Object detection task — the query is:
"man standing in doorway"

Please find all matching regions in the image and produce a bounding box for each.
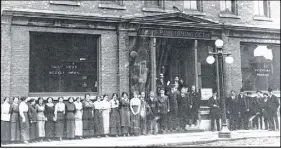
[189,85,201,127]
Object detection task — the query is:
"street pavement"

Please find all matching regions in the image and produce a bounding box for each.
[2,130,280,147]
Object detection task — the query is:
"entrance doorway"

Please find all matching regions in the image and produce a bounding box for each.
[156,38,196,88]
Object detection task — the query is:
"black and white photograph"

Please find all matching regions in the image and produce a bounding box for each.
[1,0,280,147]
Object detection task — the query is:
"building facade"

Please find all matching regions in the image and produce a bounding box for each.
[1,0,280,102]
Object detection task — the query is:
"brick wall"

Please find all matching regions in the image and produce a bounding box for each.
[1,1,280,27]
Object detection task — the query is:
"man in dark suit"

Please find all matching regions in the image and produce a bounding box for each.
[156,73,168,95]
[226,90,240,131]
[189,85,201,127]
[253,90,264,129]
[237,88,245,130]
[167,85,180,131]
[267,88,280,131]
[260,93,269,130]
[208,91,221,131]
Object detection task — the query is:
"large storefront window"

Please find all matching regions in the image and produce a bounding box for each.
[241,43,280,91]
[29,32,99,93]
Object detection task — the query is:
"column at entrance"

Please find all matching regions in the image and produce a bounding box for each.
[151,37,157,95]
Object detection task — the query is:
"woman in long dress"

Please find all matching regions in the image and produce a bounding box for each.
[74,97,83,139]
[28,99,37,142]
[54,97,65,141]
[44,97,55,141]
[120,92,131,136]
[65,97,76,139]
[36,97,46,141]
[93,96,104,137]
[130,91,141,136]
[82,94,94,137]
[10,97,20,143]
[102,94,111,137]
[110,93,121,137]
[19,96,30,144]
[1,97,11,144]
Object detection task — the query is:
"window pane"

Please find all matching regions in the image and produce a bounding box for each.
[144,0,161,8]
[241,43,280,91]
[29,32,99,92]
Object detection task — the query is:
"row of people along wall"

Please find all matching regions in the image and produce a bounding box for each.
[1,85,280,145]
[0,85,201,145]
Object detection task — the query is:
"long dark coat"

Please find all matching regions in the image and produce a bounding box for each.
[208,96,221,119]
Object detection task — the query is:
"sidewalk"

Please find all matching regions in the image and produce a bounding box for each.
[2,130,280,147]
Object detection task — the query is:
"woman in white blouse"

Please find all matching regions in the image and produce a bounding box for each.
[74,97,83,139]
[130,91,141,136]
[54,97,65,141]
[19,96,30,144]
[1,97,11,144]
[102,94,111,137]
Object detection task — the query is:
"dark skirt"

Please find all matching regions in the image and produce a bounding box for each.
[130,106,140,135]
[10,113,20,141]
[66,112,75,139]
[110,108,121,135]
[29,122,37,140]
[45,120,55,138]
[83,108,95,137]
[178,107,188,128]
[55,112,65,138]
[20,112,30,141]
[120,107,130,127]
[1,121,10,142]
[94,109,104,136]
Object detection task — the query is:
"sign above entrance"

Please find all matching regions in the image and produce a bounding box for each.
[138,28,212,39]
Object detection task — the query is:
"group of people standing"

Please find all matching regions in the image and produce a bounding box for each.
[1,83,201,145]
[226,88,280,131]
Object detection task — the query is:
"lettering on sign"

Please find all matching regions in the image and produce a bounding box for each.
[138,28,212,39]
[49,63,80,75]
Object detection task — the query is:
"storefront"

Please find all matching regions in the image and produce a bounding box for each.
[1,10,280,100]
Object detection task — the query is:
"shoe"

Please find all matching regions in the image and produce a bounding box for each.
[59,137,63,141]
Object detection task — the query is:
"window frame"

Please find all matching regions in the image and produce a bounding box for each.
[184,0,203,12]
[254,0,271,18]
[28,32,101,96]
[220,0,238,15]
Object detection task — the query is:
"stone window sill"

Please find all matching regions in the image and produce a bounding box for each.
[219,13,241,19]
[183,10,206,16]
[253,16,273,22]
[142,7,166,13]
[49,1,80,6]
[98,3,126,10]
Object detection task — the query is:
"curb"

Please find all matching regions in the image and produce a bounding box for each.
[157,135,280,147]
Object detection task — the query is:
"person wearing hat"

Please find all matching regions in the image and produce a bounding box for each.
[226,90,240,131]
[252,90,263,130]
[241,92,252,130]
[157,88,170,133]
[208,91,221,132]
[260,93,270,130]
[237,88,245,130]
[267,88,280,131]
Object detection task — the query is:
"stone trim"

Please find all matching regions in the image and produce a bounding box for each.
[142,7,167,13]
[183,11,206,16]
[219,13,241,19]
[49,0,80,6]
[253,16,273,22]
[98,3,126,10]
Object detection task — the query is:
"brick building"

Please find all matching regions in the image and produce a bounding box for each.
[1,0,280,102]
